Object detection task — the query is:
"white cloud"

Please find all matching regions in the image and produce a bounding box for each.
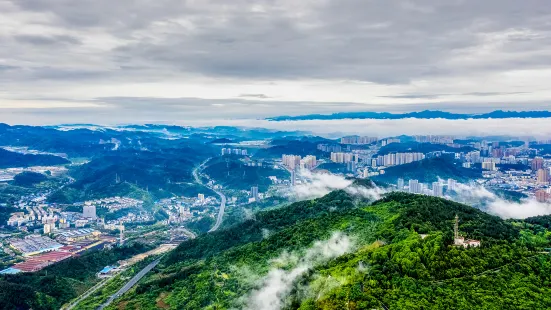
[452,183,551,219]
[288,170,353,200]
[2,1,551,122]
[245,232,353,310]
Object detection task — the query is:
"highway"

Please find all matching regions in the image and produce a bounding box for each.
[97,257,162,310]
[192,159,227,232]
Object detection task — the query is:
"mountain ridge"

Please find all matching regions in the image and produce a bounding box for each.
[103,187,551,310]
[268,109,551,121]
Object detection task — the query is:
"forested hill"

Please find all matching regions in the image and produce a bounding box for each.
[108,189,551,309]
[0,148,69,168]
[374,157,481,183]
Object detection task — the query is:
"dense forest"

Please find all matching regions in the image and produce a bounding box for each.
[11,171,48,187]
[103,187,551,309]
[48,149,215,204]
[203,156,288,191]
[374,157,481,183]
[0,148,69,169]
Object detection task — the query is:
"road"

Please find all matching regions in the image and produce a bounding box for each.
[192,159,227,232]
[97,257,162,310]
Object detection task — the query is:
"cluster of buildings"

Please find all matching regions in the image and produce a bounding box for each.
[1,230,115,274]
[371,152,426,167]
[397,178,458,198]
[221,148,248,156]
[414,135,455,144]
[83,197,144,213]
[340,136,378,145]
[330,152,359,164]
[282,155,317,171]
[381,138,401,146]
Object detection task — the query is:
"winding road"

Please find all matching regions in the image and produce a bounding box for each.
[192,159,227,232]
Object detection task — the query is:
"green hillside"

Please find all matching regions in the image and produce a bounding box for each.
[0,148,69,168]
[254,140,327,158]
[48,150,211,204]
[11,171,48,187]
[104,189,551,310]
[203,157,288,191]
[374,157,481,183]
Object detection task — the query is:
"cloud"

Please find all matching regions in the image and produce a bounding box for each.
[486,199,551,219]
[245,232,353,310]
[238,94,272,99]
[2,1,551,122]
[14,34,81,46]
[284,169,386,201]
[288,170,353,200]
[452,183,551,219]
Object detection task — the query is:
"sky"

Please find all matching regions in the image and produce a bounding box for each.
[1,0,551,125]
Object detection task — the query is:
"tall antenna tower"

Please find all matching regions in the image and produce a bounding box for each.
[454,214,459,240]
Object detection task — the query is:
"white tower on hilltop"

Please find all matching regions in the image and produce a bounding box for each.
[454,214,459,240]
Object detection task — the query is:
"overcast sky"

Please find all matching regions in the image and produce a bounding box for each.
[1,0,551,124]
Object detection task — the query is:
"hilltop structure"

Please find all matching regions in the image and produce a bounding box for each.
[453,214,481,248]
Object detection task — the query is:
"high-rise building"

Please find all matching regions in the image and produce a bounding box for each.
[397,178,404,190]
[409,179,421,194]
[432,182,443,197]
[301,155,317,170]
[447,179,457,192]
[532,157,544,171]
[251,186,259,201]
[536,190,550,203]
[282,154,302,170]
[198,193,205,202]
[537,168,550,184]
[83,203,97,220]
[346,161,357,172]
[482,162,496,171]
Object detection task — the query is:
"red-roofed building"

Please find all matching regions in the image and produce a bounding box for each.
[12,251,73,272]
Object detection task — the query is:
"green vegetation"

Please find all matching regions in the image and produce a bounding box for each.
[0,205,18,227]
[203,157,287,191]
[0,148,69,168]
[315,162,347,174]
[187,217,216,234]
[105,188,551,310]
[72,256,158,310]
[0,243,153,310]
[49,150,213,204]
[254,140,327,158]
[11,171,48,187]
[374,157,481,183]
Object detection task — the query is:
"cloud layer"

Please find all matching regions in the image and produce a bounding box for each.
[1,1,551,122]
[287,170,386,200]
[453,183,551,219]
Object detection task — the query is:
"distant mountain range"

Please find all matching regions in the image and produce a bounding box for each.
[267,110,551,121]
